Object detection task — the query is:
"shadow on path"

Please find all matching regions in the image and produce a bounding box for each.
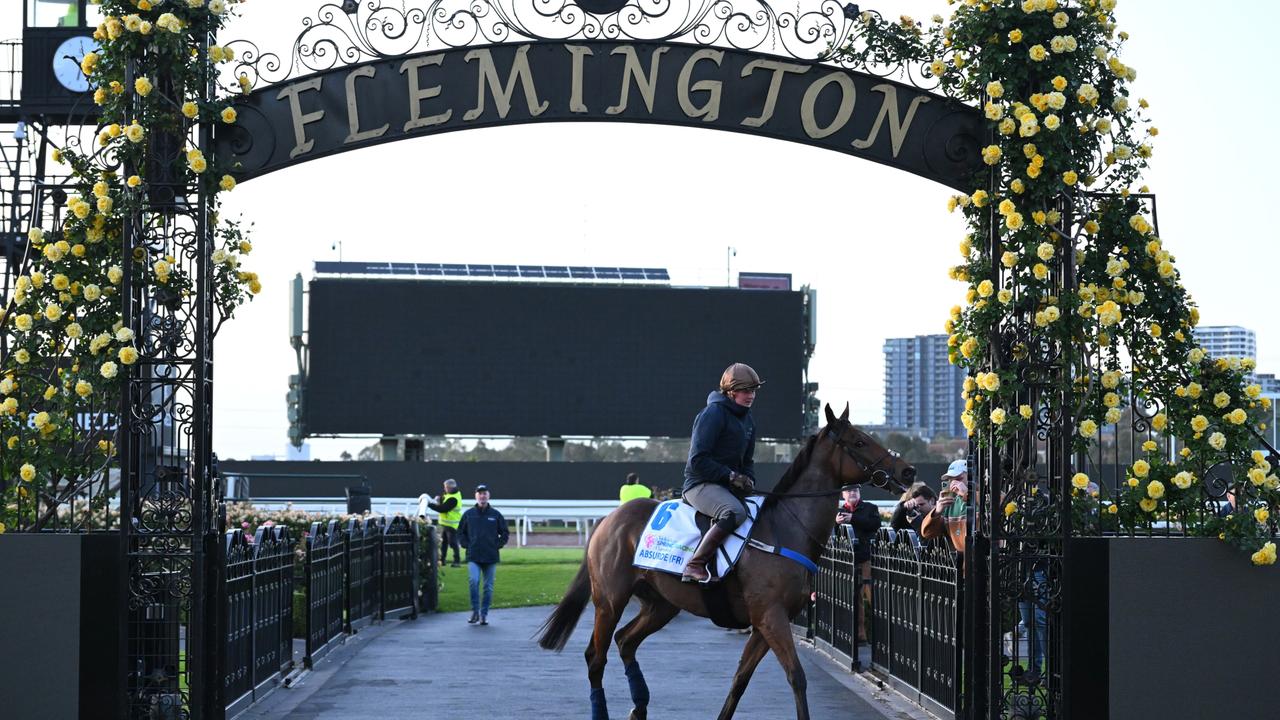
[242,604,897,720]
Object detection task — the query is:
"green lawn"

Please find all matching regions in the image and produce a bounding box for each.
[436,547,585,613]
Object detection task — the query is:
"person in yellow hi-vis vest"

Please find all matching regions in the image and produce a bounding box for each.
[425,479,464,567]
[618,472,652,505]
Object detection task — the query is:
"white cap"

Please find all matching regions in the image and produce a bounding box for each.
[945,459,968,477]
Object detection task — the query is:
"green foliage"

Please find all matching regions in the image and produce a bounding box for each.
[0,0,253,532]
[843,1,1276,563]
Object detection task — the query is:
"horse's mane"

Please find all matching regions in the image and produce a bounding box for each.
[761,429,822,511]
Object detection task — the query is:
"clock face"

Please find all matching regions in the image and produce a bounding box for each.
[52,36,98,93]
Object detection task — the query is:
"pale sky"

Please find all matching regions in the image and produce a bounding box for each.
[8,1,1278,460]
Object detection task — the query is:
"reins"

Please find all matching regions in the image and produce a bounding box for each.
[745,421,900,557]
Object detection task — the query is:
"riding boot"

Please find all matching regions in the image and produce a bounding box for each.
[681,522,734,583]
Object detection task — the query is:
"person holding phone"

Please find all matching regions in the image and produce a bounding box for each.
[921,459,969,554]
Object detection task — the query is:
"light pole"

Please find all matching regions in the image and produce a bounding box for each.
[726,246,736,286]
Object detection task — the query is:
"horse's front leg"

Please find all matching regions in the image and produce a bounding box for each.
[752,610,810,720]
[716,628,771,720]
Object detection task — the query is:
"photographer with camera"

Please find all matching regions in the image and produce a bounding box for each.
[891,482,938,535]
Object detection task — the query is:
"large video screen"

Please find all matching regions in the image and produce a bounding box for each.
[305,279,805,438]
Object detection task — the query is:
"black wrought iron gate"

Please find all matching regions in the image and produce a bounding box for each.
[119,33,223,718]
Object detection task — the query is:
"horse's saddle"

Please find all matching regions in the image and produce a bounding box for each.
[632,497,763,580]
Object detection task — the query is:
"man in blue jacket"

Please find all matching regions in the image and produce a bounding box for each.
[680,362,762,583]
[457,484,509,625]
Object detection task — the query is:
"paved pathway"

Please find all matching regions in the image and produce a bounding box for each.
[241,604,925,720]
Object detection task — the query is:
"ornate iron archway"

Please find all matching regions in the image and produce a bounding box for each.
[93,1,1160,718]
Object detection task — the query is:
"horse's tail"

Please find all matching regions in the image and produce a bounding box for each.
[536,556,593,652]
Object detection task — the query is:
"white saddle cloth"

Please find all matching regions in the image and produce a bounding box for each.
[633,497,764,577]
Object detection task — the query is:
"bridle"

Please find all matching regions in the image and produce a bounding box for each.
[752,420,910,554]
[828,419,903,490]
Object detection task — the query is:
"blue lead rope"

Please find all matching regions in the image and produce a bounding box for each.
[747,538,820,574]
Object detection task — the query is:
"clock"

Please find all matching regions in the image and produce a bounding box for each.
[51,35,98,93]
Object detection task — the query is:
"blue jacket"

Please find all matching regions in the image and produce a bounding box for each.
[457,504,509,565]
[682,390,756,493]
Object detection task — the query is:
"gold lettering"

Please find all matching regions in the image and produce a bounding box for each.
[276,77,325,159]
[344,66,389,144]
[851,83,931,157]
[677,49,724,122]
[800,72,855,139]
[606,45,668,115]
[463,45,549,121]
[400,54,452,132]
[564,44,594,114]
[739,59,809,128]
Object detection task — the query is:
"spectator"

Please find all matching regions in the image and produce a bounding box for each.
[921,459,969,554]
[618,472,652,505]
[457,484,509,626]
[836,483,879,642]
[421,478,463,567]
[891,482,937,535]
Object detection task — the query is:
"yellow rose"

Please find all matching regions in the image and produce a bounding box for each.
[1189,415,1209,433]
[1225,408,1247,425]
[1139,498,1157,513]
[1019,405,1033,420]
[1009,29,1023,43]
[20,463,36,482]
[1255,508,1270,525]
[1107,504,1118,515]
[134,77,153,97]
[982,145,1003,165]
[1132,460,1150,478]
[961,337,979,359]
[75,380,93,397]
[1028,45,1047,62]
[1172,471,1194,490]
[220,175,237,191]
[1062,170,1077,185]
[1187,383,1202,399]
[997,289,1013,305]
[1004,501,1018,518]
[118,347,139,365]
[977,280,994,298]
[1079,419,1098,437]
[1208,432,1226,451]
[221,107,238,124]
[1071,473,1089,490]
[1032,263,1048,280]
[990,408,1007,425]
[100,361,118,379]
[1213,392,1231,409]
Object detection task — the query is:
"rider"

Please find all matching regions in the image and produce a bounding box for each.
[680,362,762,583]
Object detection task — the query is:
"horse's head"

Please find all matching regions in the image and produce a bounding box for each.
[821,403,916,494]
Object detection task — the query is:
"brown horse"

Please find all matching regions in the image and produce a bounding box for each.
[536,405,915,720]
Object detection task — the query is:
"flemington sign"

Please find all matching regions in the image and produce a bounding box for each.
[217,41,982,189]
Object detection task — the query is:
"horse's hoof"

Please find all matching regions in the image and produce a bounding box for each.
[628,709,647,720]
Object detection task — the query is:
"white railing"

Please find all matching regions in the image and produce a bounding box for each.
[244,497,901,546]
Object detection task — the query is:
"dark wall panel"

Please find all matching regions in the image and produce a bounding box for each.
[305,279,805,438]
[222,460,908,503]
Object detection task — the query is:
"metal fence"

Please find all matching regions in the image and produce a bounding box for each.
[869,528,960,718]
[304,520,348,668]
[381,516,419,619]
[810,526,860,668]
[345,518,383,632]
[223,526,296,717]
